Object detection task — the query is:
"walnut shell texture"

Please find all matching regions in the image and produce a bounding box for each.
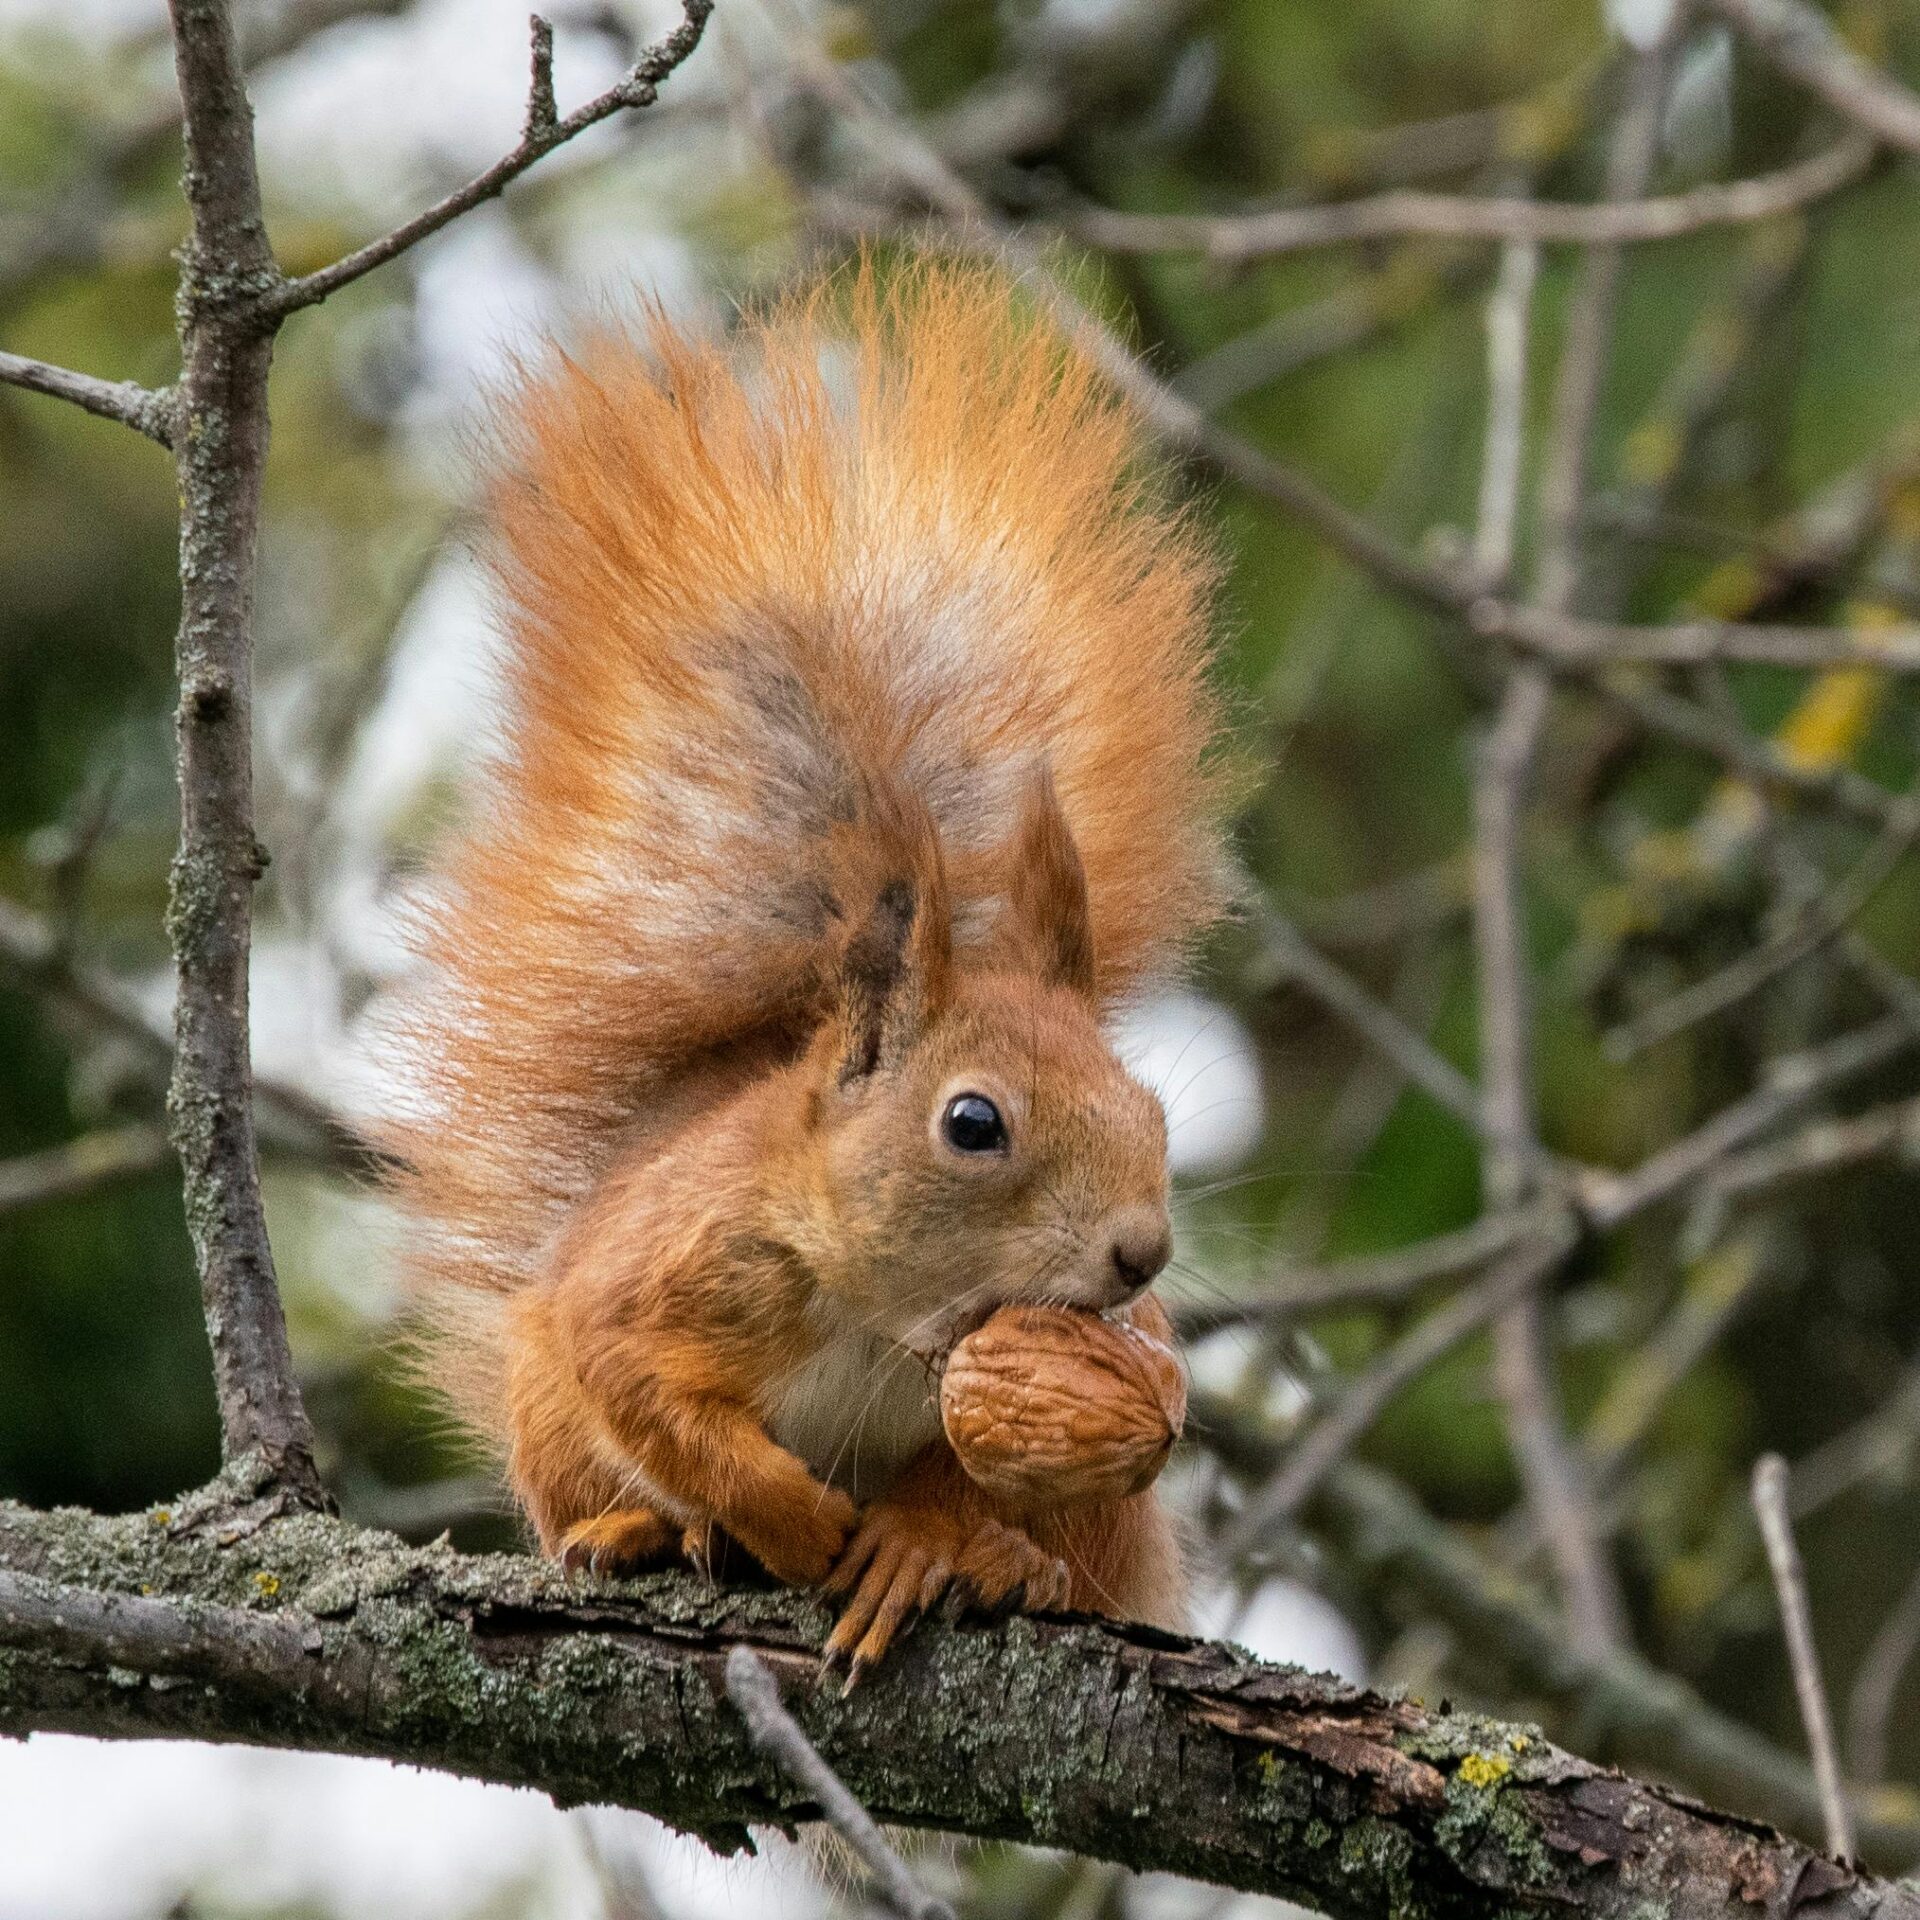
[939,1305,1186,1511]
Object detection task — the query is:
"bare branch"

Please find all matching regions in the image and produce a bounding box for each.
[1221,1229,1577,1556]
[1062,134,1873,262]
[1583,670,1919,835]
[1175,1202,1561,1335]
[0,893,372,1175]
[0,351,175,445]
[1173,247,1487,414]
[1789,1356,1920,1526]
[1846,1560,1920,1785]
[1586,1015,1916,1227]
[263,2,712,319]
[1751,1454,1856,1862]
[0,1125,175,1218]
[1472,603,1920,672]
[1472,239,1540,589]
[1708,0,1920,155]
[165,0,322,1502]
[1195,1420,1920,1864]
[1249,909,1484,1135]
[1603,792,1920,1060]
[1708,1095,1920,1201]
[1467,29,1677,1664]
[525,14,558,141]
[725,1648,954,1920]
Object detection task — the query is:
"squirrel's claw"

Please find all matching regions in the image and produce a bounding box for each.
[825,1537,953,1690]
[823,1501,965,1684]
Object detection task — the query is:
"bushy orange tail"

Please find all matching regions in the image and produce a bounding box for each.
[379,256,1233,1449]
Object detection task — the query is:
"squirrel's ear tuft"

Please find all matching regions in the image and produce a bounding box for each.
[832,778,952,1082]
[996,763,1096,999]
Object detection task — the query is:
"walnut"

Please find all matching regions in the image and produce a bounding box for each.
[938,1305,1186,1511]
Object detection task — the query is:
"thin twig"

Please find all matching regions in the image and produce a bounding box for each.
[1587,1014,1916,1227]
[1063,133,1873,261]
[0,894,366,1172]
[1708,1095,1920,1201]
[1846,1560,1920,1785]
[1220,1227,1577,1558]
[0,351,174,445]
[263,2,713,318]
[1708,0,1920,155]
[1472,239,1540,589]
[1473,603,1920,671]
[1249,909,1485,1136]
[723,1647,955,1920]
[1582,1234,1772,1485]
[1173,247,1487,414]
[1471,24,1682,1664]
[1751,1453,1856,1862]
[1788,1359,1920,1523]
[1175,1204,1558,1334]
[0,1125,176,1217]
[1604,786,1920,1060]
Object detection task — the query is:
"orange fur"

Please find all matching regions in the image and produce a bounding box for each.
[381,255,1230,1667]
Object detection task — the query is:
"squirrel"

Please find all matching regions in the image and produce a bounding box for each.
[381,258,1232,1680]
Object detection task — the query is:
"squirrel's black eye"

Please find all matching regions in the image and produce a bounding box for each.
[941,1093,1008,1155]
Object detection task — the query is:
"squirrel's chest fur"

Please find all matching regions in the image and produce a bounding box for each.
[762,1331,942,1502]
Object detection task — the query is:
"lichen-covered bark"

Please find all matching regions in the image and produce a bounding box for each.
[2,1475,1911,1920]
[163,0,323,1502]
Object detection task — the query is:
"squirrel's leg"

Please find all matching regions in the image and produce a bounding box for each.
[1029,1491,1188,1632]
[577,1345,857,1588]
[506,1293,686,1572]
[823,1444,1069,1685]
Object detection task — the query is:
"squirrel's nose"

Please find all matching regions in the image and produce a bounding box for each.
[1107,1207,1172,1295]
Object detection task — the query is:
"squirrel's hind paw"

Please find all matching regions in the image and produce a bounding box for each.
[558,1507,683,1576]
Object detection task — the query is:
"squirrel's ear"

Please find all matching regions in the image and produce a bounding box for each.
[996,764,1096,999]
[832,779,952,1082]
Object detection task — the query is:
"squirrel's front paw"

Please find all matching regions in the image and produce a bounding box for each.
[952,1519,1070,1618]
[733,1484,857,1588]
[823,1503,963,1686]
[822,1509,1069,1688]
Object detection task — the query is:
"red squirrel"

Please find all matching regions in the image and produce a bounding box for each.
[381,258,1232,1680]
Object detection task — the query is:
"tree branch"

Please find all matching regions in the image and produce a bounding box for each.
[165,0,322,1503]
[1193,1414,1920,1868]
[0,1124,175,1217]
[1467,24,1678,1665]
[725,1647,955,1920]
[1708,0,1920,155]
[0,893,376,1177]
[1222,1230,1577,1556]
[261,2,712,318]
[0,351,175,445]
[1752,1455,1855,1863]
[1063,134,1874,262]
[0,1492,1909,1915]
